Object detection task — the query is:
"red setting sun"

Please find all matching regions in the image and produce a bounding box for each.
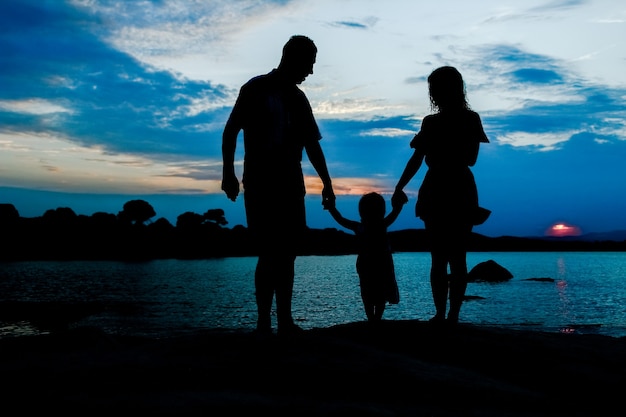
[545,222,582,237]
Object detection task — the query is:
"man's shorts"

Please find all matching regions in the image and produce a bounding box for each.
[244,189,306,255]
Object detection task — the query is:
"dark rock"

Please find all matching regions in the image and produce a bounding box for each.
[523,277,556,282]
[463,295,486,301]
[468,259,513,282]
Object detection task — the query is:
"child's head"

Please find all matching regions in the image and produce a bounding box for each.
[358,192,386,222]
[427,66,469,113]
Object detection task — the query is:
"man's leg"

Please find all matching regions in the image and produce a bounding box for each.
[274,193,305,335]
[276,254,302,334]
[254,255,275,333]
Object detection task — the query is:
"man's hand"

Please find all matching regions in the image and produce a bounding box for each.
[322,186,335,208]
[221,173,240,202]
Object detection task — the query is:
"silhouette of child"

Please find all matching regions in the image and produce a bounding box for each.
[324,192,406,323]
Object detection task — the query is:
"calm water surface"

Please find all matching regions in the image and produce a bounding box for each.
[1,252,625,338]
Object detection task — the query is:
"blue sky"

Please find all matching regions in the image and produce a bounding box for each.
[1,0,625,237]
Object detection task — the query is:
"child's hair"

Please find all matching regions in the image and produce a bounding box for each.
[427,66,470,113]
[358,192,386,221]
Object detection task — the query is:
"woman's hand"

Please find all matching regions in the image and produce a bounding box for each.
[392,189,408,208]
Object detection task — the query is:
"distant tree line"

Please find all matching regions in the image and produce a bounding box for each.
[0,199,359,261]
[1,200,624,261]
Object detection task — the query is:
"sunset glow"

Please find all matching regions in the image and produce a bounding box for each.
[545,223,582,237]
[1,1,625,237]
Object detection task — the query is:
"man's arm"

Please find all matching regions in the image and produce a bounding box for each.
[305,140,335,204]
[221,120,240,202]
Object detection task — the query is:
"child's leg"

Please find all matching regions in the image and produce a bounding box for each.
[364,302,375,321]
[360,277,376,321]
[361,294,373,321]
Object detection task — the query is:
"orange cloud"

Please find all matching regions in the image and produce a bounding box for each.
[305,176,393,196]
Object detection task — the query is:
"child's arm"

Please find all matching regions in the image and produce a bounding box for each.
[384,195,407,227]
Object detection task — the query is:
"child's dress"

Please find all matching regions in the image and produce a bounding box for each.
[354,222,400,305]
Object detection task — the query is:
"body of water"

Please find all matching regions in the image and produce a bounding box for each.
[1,252,626,338]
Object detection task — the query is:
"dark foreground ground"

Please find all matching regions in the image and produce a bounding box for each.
[1,320,625,416]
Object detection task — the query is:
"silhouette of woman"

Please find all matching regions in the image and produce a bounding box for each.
[392,66,489,324]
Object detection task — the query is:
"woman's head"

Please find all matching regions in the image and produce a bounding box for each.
[427,66,469,112]
[359,192,386,221]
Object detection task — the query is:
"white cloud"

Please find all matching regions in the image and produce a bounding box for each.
[496,131,576,149]
[71,0,626,120]
[0,99,73,115]
[0,131,221,194]
[360,128,415,138]
[313,97,407,119]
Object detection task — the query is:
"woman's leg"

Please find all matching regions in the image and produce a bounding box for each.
[447,255,468,323]
[426,222,449,322]
[430,250,449,321]
[447,227,472,323]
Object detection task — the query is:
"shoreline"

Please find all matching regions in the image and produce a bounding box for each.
[2,320,625,416]
[2,298,626,340]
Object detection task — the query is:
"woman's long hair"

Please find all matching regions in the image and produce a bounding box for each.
[428,66,470,113]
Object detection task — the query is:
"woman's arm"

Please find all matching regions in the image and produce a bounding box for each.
[467,112,488,166]
[395,150,423,190]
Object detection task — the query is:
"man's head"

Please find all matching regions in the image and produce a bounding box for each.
[278,35,317,84]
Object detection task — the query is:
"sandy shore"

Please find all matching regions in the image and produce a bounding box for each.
[2,320,625,416]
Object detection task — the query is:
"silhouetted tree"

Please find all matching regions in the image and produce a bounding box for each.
[204,208,228,226]
[173,210,230,258]
[90,212,118,229]
[0,203,22,260]
[36,207,82,259]
[42,207,77,225]
[176,211,204,229]
[118,200,156,225]
[0,203,19,223]
[150,217,175,231]
[146,217,176,259]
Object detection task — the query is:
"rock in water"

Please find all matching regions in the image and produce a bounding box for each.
[468,259,513,282]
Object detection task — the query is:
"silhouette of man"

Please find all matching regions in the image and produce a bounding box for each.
[222,35,335,336]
